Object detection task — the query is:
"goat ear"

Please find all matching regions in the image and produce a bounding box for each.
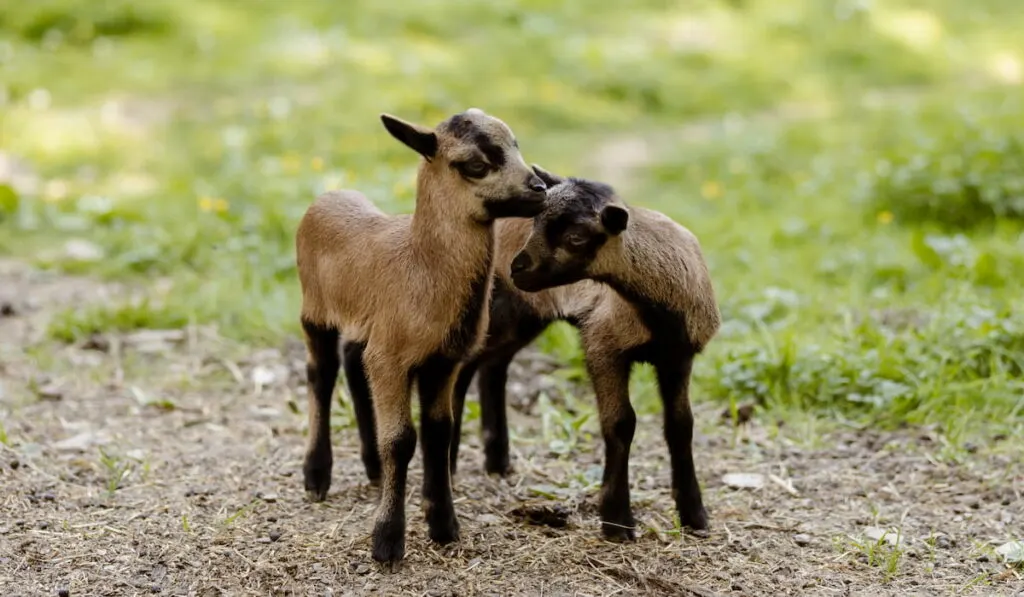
[531,164,565,187]
[600,205,629,235]
[380,114,438,159]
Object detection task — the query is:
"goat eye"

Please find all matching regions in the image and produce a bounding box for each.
[463,160,489,177]
[566,233,588,248]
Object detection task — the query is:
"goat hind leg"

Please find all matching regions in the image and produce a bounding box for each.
[655,352,708,531]
[343,341,381,484]
[301,319,340,502]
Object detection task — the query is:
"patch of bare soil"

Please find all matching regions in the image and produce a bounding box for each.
[1,261,1022,597]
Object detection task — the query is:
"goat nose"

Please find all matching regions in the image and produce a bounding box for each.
[528,176,547,193]
[511,253,532,275]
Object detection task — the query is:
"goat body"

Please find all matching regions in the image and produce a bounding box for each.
[452,172,721,539]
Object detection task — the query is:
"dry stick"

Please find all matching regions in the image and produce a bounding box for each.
[768,473,799,496]
[584,554,723,597]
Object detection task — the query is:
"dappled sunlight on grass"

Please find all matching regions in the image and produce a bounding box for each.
[1,0,1023,436]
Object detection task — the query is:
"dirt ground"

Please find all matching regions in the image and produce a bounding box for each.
[1,260,1022,597]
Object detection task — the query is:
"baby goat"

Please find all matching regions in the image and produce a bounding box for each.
[451,167,720,538]
[296,109,547,562]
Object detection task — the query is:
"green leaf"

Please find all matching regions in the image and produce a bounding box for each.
[973,252,1002,286]
[0,184,18,217]
[910,231,943,270]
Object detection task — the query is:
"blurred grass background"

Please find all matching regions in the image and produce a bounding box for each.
[1,0,1023,440]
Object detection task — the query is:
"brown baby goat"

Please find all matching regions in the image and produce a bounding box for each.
[295,109,547,562]
[451,167,721,538]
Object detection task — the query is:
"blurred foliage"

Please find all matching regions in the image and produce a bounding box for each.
[857,102,1024,229]
[708,299,1024,421]
[2,0,1024,436]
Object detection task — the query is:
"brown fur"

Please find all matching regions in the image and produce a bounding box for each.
[452,169,720,539]
[296,109,547,563]
[493,206,720,351]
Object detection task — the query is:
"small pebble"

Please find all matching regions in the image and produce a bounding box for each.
[355,564,370,575]
[81,334,110,352]
[0,302,15,317]
[793,533,812,546]
[935,535,953,549]
[150,586,161,594]
[269,530,282,542]
[9,460,19,470]
[256,491,279,503]
[36,384,63,402]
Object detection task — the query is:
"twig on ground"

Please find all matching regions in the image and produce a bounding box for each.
[584,554,724,597]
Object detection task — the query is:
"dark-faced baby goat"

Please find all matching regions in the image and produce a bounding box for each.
[450,167,720,538]
[296,109,548,562]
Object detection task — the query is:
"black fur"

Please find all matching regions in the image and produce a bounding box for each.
[301,319,340,502]
[443,114,507,168]
[451,277,553,475]
[450,360,479,476]
[371,424,418,563]
[442,232,494,358]
[597,279,700,355]
[473,132,506,167]
[653,351,707,530]
[589,282,708,530]
[381,115,437,159]
[415,353,460,544]
[343,341,381,484]
[444,113,478,140]
[589,353,637,540]
[474,171,710,535]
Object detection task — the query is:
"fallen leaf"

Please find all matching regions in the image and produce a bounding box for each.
[722,472,765,490]
[864,526,904,546]
[53,431,109,452]
[996,540,1024,563]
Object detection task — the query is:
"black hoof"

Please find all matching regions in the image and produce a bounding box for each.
[426,511,460,545]
[303,456,331,502]
[680,505,709,531]
[484,456,512,477]
[372,520,406,563]
[601,518,637,541]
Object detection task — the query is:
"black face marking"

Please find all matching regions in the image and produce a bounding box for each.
[442,113,508,170]
[481,195,546,220]
[510,177,621,292]
[444,114,478,140]
[473,132,506,167]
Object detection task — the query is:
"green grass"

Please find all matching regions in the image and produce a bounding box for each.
[2,0,1023,438]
